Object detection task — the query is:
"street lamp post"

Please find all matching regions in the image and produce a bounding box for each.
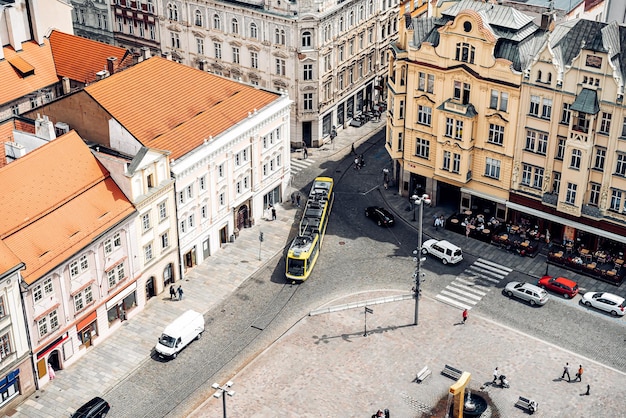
[411,194,431,326]
[212,380,235,418]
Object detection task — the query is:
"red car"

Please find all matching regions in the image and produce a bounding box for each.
[537,275,579,299]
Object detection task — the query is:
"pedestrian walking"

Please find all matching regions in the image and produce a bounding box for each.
[575,365,583,382]
[303,145,308,159]
[272,206,277,220]
[562,362,571,381]
[462,309,468,324]
[177,285,183,300]
[291,192,296,205]
[296,193,301,207]
[383,168,389,189]
[354,157,360,170]
[585,384,590,395]
[170,285,176,300]
[351,143,356,155]
[492,367,499,384]
[48,363,56,380]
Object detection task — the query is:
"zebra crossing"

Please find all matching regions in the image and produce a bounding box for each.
[290,157,316,174]
[435,258,512,310]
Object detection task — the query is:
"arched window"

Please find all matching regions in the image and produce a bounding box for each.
[167,3,178,21]
[275,28,286,45]
[537,70,542,82]
[194,10,202,27]
[349,10,354,26]
[250,22,258,39]
[302,31,312,48]
[369,0,374,14]
[213,14,221,30]
[547,73,552,83]
[231,18,239,34]
[324,25,330,42]
[359,5,364,21]
[339,17,345,32]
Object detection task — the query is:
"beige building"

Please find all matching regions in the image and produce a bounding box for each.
[387,0,544,219]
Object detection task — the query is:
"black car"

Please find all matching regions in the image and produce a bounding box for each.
[365,206,395,226]
[71,397,110,418]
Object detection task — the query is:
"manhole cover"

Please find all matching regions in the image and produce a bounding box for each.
[241,260,249,263]
[338,241,345,245]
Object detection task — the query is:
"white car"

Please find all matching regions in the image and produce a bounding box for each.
[421,239,463,265]
[504,281,549,306]
[581,292,626,316]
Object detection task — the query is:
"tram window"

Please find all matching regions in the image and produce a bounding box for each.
[288,258,305,274]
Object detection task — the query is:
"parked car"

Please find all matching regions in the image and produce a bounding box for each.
[537,275,579,299]
[421,239,463,264]
[71,396,110,418]
[581,292,626,316]
[504,281,549,306]
[365,206,395,227]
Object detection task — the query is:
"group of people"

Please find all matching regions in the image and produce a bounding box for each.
[169,284,184,301]
[290,192,302,208]
[353,154,365,170]
[434,215,446,230]
[561,362,584,382]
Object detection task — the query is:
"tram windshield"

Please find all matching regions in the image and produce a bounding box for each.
[287,258,305,275]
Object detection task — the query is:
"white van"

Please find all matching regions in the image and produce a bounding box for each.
[155,310,205,359]
[422,239,463,264]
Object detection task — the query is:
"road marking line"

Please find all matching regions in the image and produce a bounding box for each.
[476,258,513,272]
[455,277,491,291]
[468,265,508,279]
[448,282,486,298]
[435,294,473,310]
[440,290,478,305]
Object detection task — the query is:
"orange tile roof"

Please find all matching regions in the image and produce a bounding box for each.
[0,41,59,107]
[84,57,281,160]
[0,131,135,284]
[0,240,22,274]
[49,30,133,84]
[0,120,14,169]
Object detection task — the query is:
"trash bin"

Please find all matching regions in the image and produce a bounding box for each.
[229,234,235,243]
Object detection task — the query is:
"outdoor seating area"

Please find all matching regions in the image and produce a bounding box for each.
[548,246,625,286]
[445,211,504,244]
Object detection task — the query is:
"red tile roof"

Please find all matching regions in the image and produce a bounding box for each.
[84,57,281,160]
[49,30,134,84]
[0,131,135,284]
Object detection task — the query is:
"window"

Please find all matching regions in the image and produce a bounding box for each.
[33,278,54,302]
[144,243,153,262]
[485,158,501,179]
[443,151,451,171]
[537,132,548,155]
[339,17,345,32]
[594,148,606,170]
[453,81,470,104]
[525,131,536,151]
[521,164,532,186]
[489,90,508,112]
[304,93,313,110]
[621,117,626,137]
[0,332,11,360]
[398,100,405,119]
[275,59,286,76]
[488,124,504,145]
[616,154,626,176]
[541,98,552,119]
[552,172,561,194]
[213,14,221,30]
[250,22,258,38]
[180,220,186,234]
[161,232,169,249]
[232,47,240,64]
[416,138,430,159]
[446,118,454,137]
[214,43,222,59]
[201,205,208,219]
[455,42,475,63]
[156,202,167,222]
[397,132,403,151]
[454,120,463,139]
[338,44,344,61]
[113,232,121,248]
[566,183,577,204]
[570,149,582,169]
[599,112,612,134]
[250,51,258,69]
[529,95,540,116]
[194,10,202,26]
[452,154,461,173]
[188,214,195,228]
[74,285,93,312]
[417,105,431,125]
[199,176,206,191]
[303,64,313,80]
[231,18,239,34]
[589,183,600,205]
[38,310,59,337]
[70,255,89,278]
[142,212,151,231]
[170,32,180,49]
[561,103,572,125]
[302,31,312,47]
[533,167,544,189]
[167,3,178,20]
[556,138,565,160]
[219,192,225,206]
[610,189,623,211]
[275,28,286,45]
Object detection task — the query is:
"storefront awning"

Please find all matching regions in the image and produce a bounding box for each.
[460,188,507,205]
[506,202,626,244]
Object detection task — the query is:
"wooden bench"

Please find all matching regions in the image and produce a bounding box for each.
[515,396,538,414]
[441,364,463,381]
[415,366,431,383]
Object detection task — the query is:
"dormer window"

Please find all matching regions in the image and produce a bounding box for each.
[147,174,154,188]
[455,42,475,64]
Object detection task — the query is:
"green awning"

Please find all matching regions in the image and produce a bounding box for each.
[570,88,600,115]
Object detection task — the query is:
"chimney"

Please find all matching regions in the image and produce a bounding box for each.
[96,70,110,80]
[107,57,117,75]
[163,51,172,61]
[62,77,71,95]
[35,115,57,141]
[5,6,28,52]
[199,59,207,71]
[5,142,27,161]
[142,46,151,60]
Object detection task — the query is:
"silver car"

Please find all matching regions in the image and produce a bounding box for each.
[504,281,549,306]
[581,292,626,316]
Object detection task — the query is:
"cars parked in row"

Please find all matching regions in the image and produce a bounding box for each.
[421,239,463,264]
[364,206,395,227]
[537,275,579,299]
[504,281,549,306]
[581,292,626,316]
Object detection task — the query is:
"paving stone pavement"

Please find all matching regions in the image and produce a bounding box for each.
[12,115,626,417]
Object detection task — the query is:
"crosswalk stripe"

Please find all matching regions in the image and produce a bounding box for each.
[448,282,487,297]
[435,294,473,310]
[476,258,513,272]
[471,263,509,278]
[464,270,502,284]
[440,290,478,305]
[455,277,491,292]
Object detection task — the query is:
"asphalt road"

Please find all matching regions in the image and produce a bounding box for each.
[106,130,626,417]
